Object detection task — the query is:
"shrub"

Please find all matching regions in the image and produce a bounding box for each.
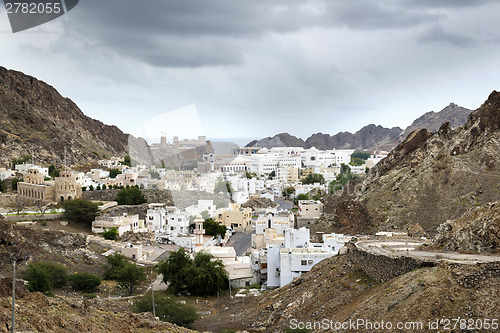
[116,187,147,205]
[68,273,102,292]
[102,227,118,240]
[133,293,198,328]
[62,198,99,226]
[109,168,122,179]
[23,261,68,294]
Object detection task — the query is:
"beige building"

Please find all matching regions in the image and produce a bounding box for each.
[213,203,252,232]
[18,169,82,203]
[92,214,145,236]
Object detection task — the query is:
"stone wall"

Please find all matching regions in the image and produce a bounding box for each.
[346,243,435,282]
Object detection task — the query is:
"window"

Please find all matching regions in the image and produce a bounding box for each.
[301,260,307,265]
[149,216,153,220]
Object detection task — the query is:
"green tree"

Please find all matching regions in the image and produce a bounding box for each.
[23,261,68,294]
[245,171,253,179]
[0,179,6,192]
[96,185,101,190]
[350,157,364,166]
[340,163,351,175]
[116,187,147,205]
[89,185,94,191]
[103,253,128,280]
[102,227,118,240]
[109,168,122,179]
[294,193,309,205]
[116,262,147,295]
[11,156,30,168]
[62,198,100,226]
[11,177,22,190]
[133,293,198,328]
[156,248,228,297]
[48,164,60,178]
[302,173,325,185]
[149,171,161,180]
[268,170,276,179]
[282,186,295,199]
[351,152,371,160]
[68,273,101,292]
[203,218,227,238]
[122,155,132,167]
[102,184,107,190]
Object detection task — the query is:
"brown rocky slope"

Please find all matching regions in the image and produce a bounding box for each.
[0,66,129,166]
[317,91,500,236]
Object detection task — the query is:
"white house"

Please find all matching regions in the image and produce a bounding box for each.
[146,203,167,233]
[92,214,145,236]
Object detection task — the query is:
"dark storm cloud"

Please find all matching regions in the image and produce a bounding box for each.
[62,0,446,68]
[419,25,476,48]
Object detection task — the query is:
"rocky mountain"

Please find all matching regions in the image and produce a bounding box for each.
[399,103,472,140]
[246,103,472,152]
[245,132,307,149]
[306,124,403,151]
[0,66,213,169]
[0,66,130,167]
[317,90,500,236]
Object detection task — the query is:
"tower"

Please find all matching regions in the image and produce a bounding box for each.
[194,214,205,250]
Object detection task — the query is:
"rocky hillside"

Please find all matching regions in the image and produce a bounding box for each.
[246,103,472,151]
[0,278,195,333]
[198,252,500,332]
[399,103,472,140]
[433,201,500,254]
[0,66,213,169]
[0,66,129,166]
[246,133,307,149]
[306,124,403,151]
[318,91,500,236]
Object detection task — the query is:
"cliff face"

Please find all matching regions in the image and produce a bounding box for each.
[0,66,130,166]
[355,91,500,234]
[433,201,500,254]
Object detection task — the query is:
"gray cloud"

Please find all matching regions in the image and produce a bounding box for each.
[419,25,476,48]
[57,0,446,68]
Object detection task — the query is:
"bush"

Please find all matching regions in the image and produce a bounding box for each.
[62,198,100,226]
[204,218,226,238]
[68,273,102,292]
[109,168,122,179]
[102,227,118,240]
[134,293,198,328]
[156,248,228,297]
[102,253,146,295]
[102,253,128,280]
[23,261,68,294]
[301,173,325,185]
[116,187,147,205]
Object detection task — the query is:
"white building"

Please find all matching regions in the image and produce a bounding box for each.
[92,214,145,236]
[166,209,191,235]
[146,203,167,233]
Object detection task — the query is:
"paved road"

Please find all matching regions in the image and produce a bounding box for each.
[274,197,293,210]
[230,230,254,256]
[356,239,500,264]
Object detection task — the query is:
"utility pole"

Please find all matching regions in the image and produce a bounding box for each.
[11,261,15,333]
[151,281,156,318]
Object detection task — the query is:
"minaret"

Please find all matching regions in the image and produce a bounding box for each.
[194,214,205,251]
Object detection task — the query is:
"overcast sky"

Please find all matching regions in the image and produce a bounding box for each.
[1,0,500,145]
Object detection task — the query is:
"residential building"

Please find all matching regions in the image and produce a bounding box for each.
[92,214,144,236]
[213,203,252,232]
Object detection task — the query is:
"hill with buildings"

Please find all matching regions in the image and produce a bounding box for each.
[315,90,500,237]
